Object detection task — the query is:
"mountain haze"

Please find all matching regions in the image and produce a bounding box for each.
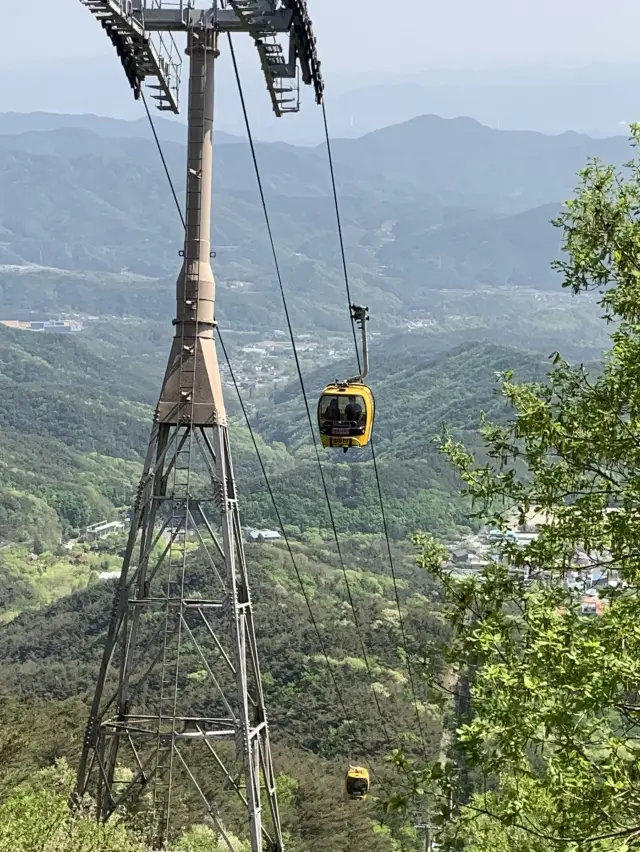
[0,111,618,347]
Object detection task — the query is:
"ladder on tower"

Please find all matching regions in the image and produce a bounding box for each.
[152,413,201,828]
[153,487,188,835]
[153,45,207,830]
[228,0,300,115]
[80,0,181,111]
[154,258,201,834]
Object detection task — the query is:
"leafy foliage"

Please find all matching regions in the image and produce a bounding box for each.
[0,759,146,852]
[0,756,257,852]
[406,126,640,849]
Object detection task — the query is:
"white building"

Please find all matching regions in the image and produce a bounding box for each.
[243,528,281,543]
[98,570,121,581]
[85,520,125,541]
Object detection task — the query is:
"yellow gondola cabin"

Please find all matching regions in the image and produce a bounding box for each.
[318,383,374,450]
[318,305,374,452]
[345,765,370,800]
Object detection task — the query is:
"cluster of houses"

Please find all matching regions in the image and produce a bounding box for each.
[82,511,619,620]
[445,516,620,617]
[1,319,81,333]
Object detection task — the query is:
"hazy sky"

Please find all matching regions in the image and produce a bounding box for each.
[3,0,640,136]
[5,0,640,74]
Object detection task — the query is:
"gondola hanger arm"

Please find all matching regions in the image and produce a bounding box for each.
[347,304,369,384]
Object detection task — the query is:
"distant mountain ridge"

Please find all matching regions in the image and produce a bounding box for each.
[0,110,619,338]
[0,111,242,145]
[323,114,628,208]
[3,59,640,142]
[0,110,629,202]
[325,72,640,141]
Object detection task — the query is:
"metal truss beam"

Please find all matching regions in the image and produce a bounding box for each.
[80,0,182,112]
[74,419,285,850]
[134,7,293,32]
[78,0,323,116]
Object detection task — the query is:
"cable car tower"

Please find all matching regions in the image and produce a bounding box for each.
[73,2,323,849]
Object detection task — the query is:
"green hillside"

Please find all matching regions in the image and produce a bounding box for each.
[233,342,547,538]
[257,341,548,454]
[0,325,156,547]
[0,536,446,850]
[0,317,550,554]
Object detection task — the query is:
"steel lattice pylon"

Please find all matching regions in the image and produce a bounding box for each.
[74,27,284,852]
[73,2,324,845]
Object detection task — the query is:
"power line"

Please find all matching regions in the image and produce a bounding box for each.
[321,97,427,755]
[321,100,361,373]
[141,90,185,230]
[371,438,427,751]
[140,76,379,754]
[219,329,386,761]
[227,32,392,747]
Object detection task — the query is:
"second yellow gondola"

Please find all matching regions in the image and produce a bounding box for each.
[345,765,370,800]
[318,305,374,452]
[317,382,374,450]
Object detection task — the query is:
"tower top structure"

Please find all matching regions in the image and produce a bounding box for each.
[82,0,323,115]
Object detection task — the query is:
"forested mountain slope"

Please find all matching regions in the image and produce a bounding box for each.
[0,317,550,551]
[257,341,547,455]
[0,325,155,546]
[237,341,548,537]
[0,536,446,849]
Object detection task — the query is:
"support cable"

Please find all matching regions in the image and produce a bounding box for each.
[140,84,379,753]
[142,91,185,229]
[321,98,427,755]
[321,100,361,373]
[216,328,351,725]
[227,32,392,747]
[370,437,427,753]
